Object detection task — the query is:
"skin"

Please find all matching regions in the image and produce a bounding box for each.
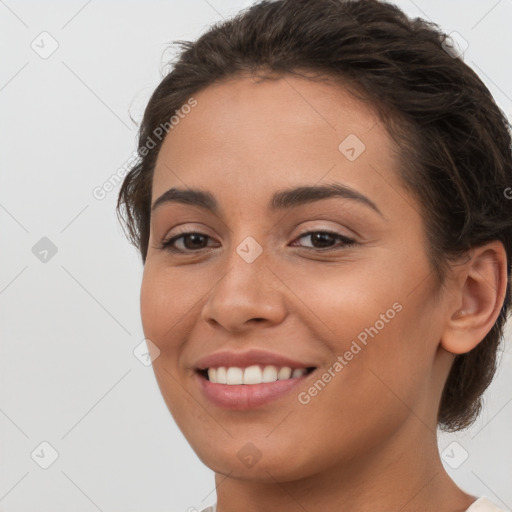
[140,73,507,512]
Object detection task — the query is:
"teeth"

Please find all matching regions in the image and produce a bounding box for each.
[243,365,262,384]
[226,367,243,385]
[206,365,310,385]
[278,367,292,380]
[216,367,227,384]
[262,365,277,383]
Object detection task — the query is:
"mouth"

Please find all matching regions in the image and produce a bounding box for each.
[197,365,317,385]
[195,365,318,410]
[192,349,319,409]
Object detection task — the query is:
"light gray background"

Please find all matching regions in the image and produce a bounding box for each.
[1,1,511,511]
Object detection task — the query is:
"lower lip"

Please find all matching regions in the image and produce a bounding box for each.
[196,371,314,410]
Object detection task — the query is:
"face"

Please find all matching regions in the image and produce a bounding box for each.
[141,74,455,482]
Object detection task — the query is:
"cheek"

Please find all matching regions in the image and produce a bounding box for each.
[140,263,201,345]
[292,255,435,390]
[281,254,404,343]
[139,264,198,421]
[140,268,168,342]
[140,265,192,385]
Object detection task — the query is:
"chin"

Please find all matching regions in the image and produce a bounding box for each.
[188,435,319,482]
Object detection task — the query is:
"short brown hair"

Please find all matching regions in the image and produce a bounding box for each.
[117,0,512,432]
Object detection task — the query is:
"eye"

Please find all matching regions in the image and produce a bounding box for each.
[290,230,357,251]
[159,229,357,254]
[160,232,219,253]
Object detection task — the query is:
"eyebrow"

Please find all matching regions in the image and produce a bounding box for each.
[151,183,384,217]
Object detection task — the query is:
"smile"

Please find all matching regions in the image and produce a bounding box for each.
[201,365,315,385]
[193,348,318,409]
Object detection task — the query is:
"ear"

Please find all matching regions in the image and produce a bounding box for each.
[440,240,508,355]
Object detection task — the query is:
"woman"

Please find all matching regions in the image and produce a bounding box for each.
[117,0,511,510]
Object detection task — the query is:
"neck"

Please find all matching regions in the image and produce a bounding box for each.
[213,416,476,512]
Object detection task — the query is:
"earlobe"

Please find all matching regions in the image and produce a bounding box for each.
[440,241,508,355]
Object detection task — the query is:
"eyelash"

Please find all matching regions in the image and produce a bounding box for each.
[159,230,357,254]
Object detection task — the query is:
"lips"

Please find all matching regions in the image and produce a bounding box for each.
[192,348,318,409]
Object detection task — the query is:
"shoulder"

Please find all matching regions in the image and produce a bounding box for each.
[465,496,508,512]
[195,498,508,512]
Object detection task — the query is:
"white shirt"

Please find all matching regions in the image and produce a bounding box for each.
[199,496,507,512]
[466,496,507,511]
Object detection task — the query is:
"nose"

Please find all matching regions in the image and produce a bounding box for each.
[200,246,288,333]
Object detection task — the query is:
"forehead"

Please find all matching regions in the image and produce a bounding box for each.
[152,73,399,203]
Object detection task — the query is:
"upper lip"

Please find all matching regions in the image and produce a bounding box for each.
[193,348,317,371]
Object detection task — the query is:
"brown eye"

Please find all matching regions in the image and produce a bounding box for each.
[159,230,356,254]
[291,231,356,251]
[160,232,218,253]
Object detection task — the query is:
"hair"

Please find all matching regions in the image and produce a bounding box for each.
[117,0,512,432]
